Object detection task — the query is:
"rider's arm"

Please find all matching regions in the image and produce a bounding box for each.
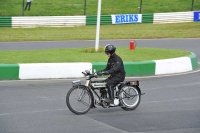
[102,62,109,71]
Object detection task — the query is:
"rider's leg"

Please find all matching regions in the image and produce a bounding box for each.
[107,85,114,103]
[105,74,125,104]
[106,76,121,103]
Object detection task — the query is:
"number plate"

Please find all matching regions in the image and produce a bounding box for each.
[128,81,139,86]
[85,80,90,86]
[72,80,81,87]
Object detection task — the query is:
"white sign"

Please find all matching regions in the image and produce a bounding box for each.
[111,14,142,24]
[199,13,200,20]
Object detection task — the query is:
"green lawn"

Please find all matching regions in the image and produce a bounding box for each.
[0,22,200,42]
[0,0,199,16]
[0,47,191,64]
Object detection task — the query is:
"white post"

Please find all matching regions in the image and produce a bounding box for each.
[95,0,102,51]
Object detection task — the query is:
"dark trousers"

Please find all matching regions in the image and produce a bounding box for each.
[107,74,125,87]
[106,74,125,100]
[25,2,31,11]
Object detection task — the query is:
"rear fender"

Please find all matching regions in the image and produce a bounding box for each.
[135,86,141,94]
[125,81,144,95]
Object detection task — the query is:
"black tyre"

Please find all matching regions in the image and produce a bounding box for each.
[119,86,141,111]
[66,86,92,115]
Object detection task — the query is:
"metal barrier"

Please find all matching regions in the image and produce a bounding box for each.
[0,17,12,27]
[153,11,194,24]
[12,16,86,28]
[0,11,196,28]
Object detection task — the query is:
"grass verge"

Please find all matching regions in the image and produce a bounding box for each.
[0,22,200,42]
[0,0,200,16]
[0,47,191,64]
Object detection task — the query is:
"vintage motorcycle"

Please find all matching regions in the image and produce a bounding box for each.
[66,70,145,115]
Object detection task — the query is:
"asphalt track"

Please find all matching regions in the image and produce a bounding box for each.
[0,39,200,133]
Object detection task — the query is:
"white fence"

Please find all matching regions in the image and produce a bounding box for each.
[12,16,86,28]
[153,11,194,24]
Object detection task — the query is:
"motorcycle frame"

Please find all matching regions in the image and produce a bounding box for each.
[73,79,143,108]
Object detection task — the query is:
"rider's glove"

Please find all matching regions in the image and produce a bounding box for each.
[97,71,103,76]
[102,71,110,75]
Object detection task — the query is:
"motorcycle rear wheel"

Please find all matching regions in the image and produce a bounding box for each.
[119,86,141,111]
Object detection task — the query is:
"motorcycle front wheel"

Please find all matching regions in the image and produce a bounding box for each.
[119,86,141,111]
[66,86,92,115]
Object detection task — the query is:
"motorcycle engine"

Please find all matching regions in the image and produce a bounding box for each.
[100,88,107,98]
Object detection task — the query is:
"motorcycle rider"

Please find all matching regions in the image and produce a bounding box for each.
[98,44,126,104]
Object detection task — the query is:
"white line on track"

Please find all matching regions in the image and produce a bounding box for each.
[0,108,67,116]
[1,96,200,116]
[147,81,200,90]
[143,97,200,104]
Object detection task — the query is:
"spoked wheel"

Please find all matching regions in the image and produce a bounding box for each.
[66,86,92,115]
[119,86,141,111]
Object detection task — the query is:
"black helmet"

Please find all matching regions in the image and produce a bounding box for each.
[104,44,116,55]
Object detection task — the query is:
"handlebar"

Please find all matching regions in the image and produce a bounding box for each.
[82,72,87,76]
[82,70,98,79]
[82,70,109,80]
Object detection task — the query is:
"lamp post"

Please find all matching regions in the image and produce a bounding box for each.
[95,0,102,51]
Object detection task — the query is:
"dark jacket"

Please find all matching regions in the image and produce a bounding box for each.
[103,53,126,76]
